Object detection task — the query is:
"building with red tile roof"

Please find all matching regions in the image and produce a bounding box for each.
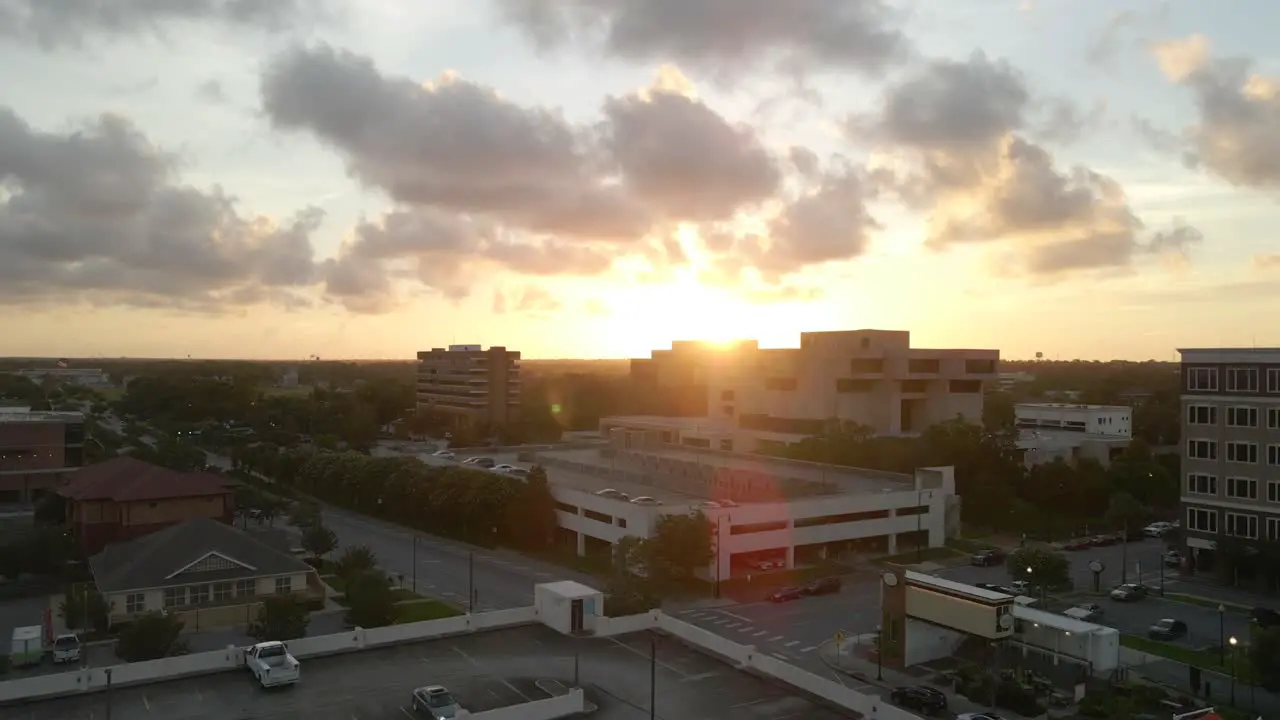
[57,457,235,554]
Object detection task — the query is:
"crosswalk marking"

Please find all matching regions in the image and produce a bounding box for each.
[801,646,818,653]
[753,630,768,637]
[737,626,754,632]
[770,635,784,641]
[785,641,800,647]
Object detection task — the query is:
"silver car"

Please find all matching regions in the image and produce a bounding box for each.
[412,685,461,719]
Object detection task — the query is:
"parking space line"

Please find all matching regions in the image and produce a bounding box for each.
[784,641,800,647]
[500,677,531,702]
[453,645,479,666]
[736,626,754,632]
[722,611,753,623]
[753,630,768,637]
[771,652,789,660]
[400,706,415,719]
[142,693,150,711]
[801,646,818,653]
[769,635,784,641]
[609,637,689,678]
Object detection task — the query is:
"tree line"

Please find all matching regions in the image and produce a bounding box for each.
[774,418,1177,538]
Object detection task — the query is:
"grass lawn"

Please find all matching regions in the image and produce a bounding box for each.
[875,546,964,566]
[1120,634,1253,682]
[1165,593,1251,613]
[946,537,995,554]
[395,599,463,624]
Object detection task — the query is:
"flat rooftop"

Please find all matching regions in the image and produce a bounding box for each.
[1016,403,1130,411]
[16,624,849,720]
[0,408,83,423]
[1016,429,1131,449]
[541,444,914,497]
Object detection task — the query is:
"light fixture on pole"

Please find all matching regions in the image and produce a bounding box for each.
[1218,605,1226,663]
[1228,636,1238,705]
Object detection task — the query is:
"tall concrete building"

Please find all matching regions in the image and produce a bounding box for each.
[613,330,999,453]
[0,407,87,503]
[1179,348,1280,573]
[416,345,521,428]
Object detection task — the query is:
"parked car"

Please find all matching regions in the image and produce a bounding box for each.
[957,714,1006,720]
[803,577,842,596]
[1062,537,1092,551]
[1148,618,1187,641]
[595,488,628,499]
[1163,550,1183,568]
[1144,522,1173,537]
[462,457,495,469]
[430,450,455,459]
[1064,604,1103,622]
[243,641,300,688]
[768,586,804,603]
[1110,584,1148,602]
[1251,607,1280,628]
[411,685,462,719]
[1009,580,1030,595]
[889,685,948,715]
[51,633,81,665]
[1089,534,1120,547]
[630,496,662,506]
[971,549,1005,567]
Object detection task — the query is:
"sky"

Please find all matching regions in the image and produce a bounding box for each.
[1,0,1279,362]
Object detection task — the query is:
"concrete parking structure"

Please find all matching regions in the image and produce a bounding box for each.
[8,624,852,720]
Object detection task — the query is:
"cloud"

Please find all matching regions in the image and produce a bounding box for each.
[859,52,1197,277]
[0,0,328,48]
[602,68,781,220]
[261,44,652,241]
[0,107,321,311]
[1255,253,1280,270]
[196,79,227,104]
[514,285,561,313]
[1152,36,1280,189]
[496,0,910,78]
[320,209,615,313]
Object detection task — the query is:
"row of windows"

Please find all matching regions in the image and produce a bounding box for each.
[1186,440,1280,465]
[1186,473,1280,501]
[1186,367,1280,393]
[150,578,293,611]
[1188,404,1280,428]
[1186,507,1280,541]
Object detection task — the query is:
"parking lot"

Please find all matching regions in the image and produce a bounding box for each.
[7,624,851,720]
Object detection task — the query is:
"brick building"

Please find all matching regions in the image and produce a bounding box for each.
[57,457,235,555]
[0,408,86,503]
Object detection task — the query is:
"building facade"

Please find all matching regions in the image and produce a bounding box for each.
[1014,403,1132,468]
[1178,348,1280,573]
[626,330,999,447]
[0,408,86,503]
[416,345,521,428]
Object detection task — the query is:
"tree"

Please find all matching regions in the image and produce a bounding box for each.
[1253,626,1280,691]
[290,500,321,528]
[334,544,378,580]
[115,612,185,661]
[344,570,396,628]
[59,585,111,634]
[503,466,557,550]
[1006,546,1070,591]
[33,493,68,525]
[1104,492,1146,532]
[249,595,310,641]
[646,512,713,586]
[302,524,338,561]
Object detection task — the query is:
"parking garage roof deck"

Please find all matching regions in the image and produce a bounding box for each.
[14,624,850,720]
[539,444,917,497]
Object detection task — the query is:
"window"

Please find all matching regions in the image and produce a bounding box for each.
[1227,407,1258,427]
[1226,442,1258,464]
[1269,368,1280,394]
[1271,446,1280,466]
[1187,474,1217,496]
[1227,477,1258,500]
[1270,408,1280,429]
[163,587,186,608]
[1227,367,1259,393]
[965,359,996,374]
[1226,512,1259,539]
[189,584,210,605]
[1187,439,1217,460]
[908,359,940,373]
[764,377,797,391]
[949,380,982,393]
[274,577,293,595]
[720,390,735,401]
[1269,517,1280,542]
[1187,367,1218,391]
[1187,507,1217,533]
[235,579,255,597]
[1270,482,1280,503]
[125,593,145,614]
[836,378,875,393]
[212,582,232,602]
[1187,405,1217,425]
[851,358,884,373]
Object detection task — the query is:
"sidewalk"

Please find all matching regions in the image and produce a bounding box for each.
[817,637,1021,718]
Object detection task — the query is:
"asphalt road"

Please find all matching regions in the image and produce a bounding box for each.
[12,624,849,720]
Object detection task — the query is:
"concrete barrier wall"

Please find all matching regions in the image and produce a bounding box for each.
[595,610,661,637]
[461,688,584,719]
[0,608,539,704]
[656,614,752,666]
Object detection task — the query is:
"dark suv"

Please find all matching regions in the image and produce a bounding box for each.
[971,549,1005,567]
[889,685,948,715]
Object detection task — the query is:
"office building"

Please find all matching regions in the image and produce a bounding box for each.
[619,330,999,453]
[416,344,521,428]
[1178,347,1280,574]
[0,407,86,504]
[1014,403,1132,468]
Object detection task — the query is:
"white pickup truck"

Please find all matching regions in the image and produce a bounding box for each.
[243,641,300,688]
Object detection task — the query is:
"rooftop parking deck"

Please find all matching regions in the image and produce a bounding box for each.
[12,624,850,720]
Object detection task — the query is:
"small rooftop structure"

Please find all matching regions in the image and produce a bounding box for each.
[0,407,84,423]
[905,570,1012,604]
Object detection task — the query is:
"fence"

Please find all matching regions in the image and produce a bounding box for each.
[0,607,540,704]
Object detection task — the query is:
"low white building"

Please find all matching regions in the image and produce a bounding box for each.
[1014,403,1132,468]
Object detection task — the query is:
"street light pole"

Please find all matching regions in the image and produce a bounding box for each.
[915,489,924,564]
[468,551,475,613]
[1120,520,1129,585]
[650,637,657,720]
[1218,605,1226,663]
[412,535,417,593]
[1228,636,1238,705]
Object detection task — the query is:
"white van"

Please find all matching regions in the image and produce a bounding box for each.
[10,626,43,667]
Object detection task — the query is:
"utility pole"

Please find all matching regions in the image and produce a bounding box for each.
[104,667,113,720]
[915,489,924,564]
[649,637,657,720]
[412,535,417,593]
[1120,520,1129,585]
[468,551,475,613]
